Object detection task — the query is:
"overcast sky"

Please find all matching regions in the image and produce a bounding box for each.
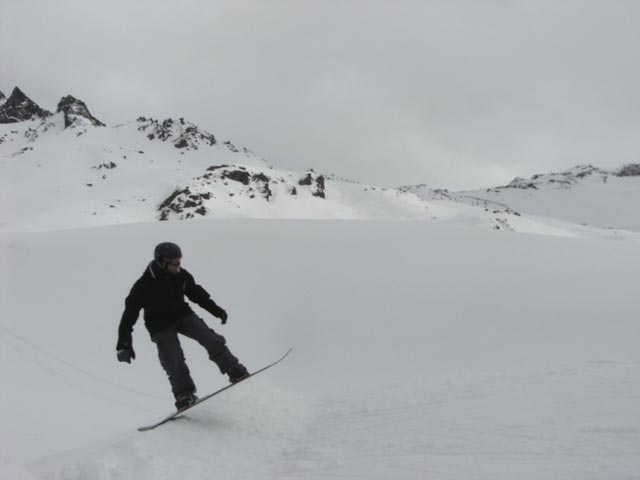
[2,0,639,189]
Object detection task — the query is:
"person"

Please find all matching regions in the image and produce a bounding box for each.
[117,242,249,411]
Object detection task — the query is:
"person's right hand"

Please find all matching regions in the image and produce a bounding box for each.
[117,345,135,363]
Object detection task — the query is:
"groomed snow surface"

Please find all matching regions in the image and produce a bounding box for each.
[1,219,639,479]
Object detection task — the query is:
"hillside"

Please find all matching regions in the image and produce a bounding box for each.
[405,164,640,232]
[6,87,638,239]
[0,87,436,233]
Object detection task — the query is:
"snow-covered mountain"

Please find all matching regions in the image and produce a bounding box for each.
[5,86,637,239]
[404,163,640,233]
[0,87,436,233]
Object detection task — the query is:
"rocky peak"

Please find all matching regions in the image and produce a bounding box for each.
[137,117,216,150]
[0,90,5,103]
[0,87,52,124]
[56,95,105,128]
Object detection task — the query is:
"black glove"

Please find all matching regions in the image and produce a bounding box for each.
[205,300,228,324]
[219,309,228,325]
[117,346,135,363]
[117,344,135,363]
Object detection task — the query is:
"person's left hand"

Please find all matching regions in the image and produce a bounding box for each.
[219,309,228,325]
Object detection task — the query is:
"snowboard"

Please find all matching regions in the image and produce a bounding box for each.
[138,347,292,432]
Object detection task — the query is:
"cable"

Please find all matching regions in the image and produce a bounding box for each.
[0,324,168,401]
[0,335,158,413]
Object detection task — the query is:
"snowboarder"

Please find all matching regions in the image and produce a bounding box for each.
[117,242,249,411]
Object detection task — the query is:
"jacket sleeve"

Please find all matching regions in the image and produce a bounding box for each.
[183,271,226,319]
[117,278,144,349]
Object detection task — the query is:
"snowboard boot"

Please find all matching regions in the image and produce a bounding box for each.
[174,391,198,411]
[227,362,250,384]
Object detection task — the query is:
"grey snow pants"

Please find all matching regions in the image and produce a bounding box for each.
[151,313,239,398]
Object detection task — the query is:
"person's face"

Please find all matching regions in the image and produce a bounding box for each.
[167,257,181,274]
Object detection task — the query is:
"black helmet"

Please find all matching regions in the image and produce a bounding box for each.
[154,242,182,268]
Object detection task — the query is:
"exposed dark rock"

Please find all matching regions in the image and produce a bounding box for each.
[224,141,239,153]
[92,162,117,170]
[503,177,539,190]
[252,172,270,182]
[252,172,273,200]
[314,175,326,198]
[574,166,597,178]
[299,172,326,198]
[223,169,250,185]
[158,186,214,220]
[158,188,190,211]
[137,117,216,150]
[616,164,640,177]
[0,90,5,102]
[298,173,313,186]
[56,95,105,128]
[11,146,33,157]
[0,87,52,124]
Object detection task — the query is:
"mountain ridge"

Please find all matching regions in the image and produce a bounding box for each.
[1,86,638,236]
[0,86,434,232]
[403,163,640,232]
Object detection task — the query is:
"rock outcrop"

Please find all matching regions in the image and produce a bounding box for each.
[616,164,640,177]
[0,87,52,124]
[57,95,105,128]
[158,165,328,220]
[137,117,216,150]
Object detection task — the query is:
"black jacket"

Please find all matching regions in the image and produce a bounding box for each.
[117,261,226,349]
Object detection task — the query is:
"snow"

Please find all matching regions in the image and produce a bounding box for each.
[1,219,639,479]
[1,113,640,478]
[456,166,640,233]
[9,115,638,237]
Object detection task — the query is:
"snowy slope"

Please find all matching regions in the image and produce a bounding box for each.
[0,112,437,230]
[0,112,271,232]
[4,112,635,238]
[6,88,636,239]
[405,164,640,232]
[1,220,639,479]
[0,89,439,233]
